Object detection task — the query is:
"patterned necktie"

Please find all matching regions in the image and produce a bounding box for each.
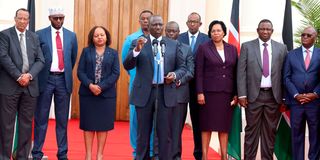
[190,35,196,52]
[20,33,29,73]
[262,43,269,77]
[305,49,311,70]
[153,44,164,84]
[56,31,64,71]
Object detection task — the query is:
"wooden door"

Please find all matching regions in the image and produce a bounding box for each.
[72,0,168,120]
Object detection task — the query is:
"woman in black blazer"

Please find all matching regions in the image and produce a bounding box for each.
[77,26,120,160]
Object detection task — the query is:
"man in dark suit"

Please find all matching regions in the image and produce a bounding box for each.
[283,26,320,160]
[123,15,186,160]
[165,21,194,160]
[177,12,209,160]
[32,8,78,160]
[0,8,45,159]
[237,19,287,160]
[121,10,156,159]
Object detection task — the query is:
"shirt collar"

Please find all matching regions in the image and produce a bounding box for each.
[15,27,26,36]
[302,45,314,53]
[258,38,271,47]
[149,35,162,44]
[188,31,200,38]
[51,26,63,34]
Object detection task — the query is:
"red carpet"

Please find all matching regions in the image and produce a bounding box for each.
[41,119,220,159]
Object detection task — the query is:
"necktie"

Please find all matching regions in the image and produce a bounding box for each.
[56,31,64,71]
[190,35,196,52]
[262,43,269,77]
[153,44,164,84]
[305,49,311,70]
[20,33,29,73]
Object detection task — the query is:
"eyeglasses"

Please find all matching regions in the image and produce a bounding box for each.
[301,33,313,38]
[52,17,65,21]
[187,20,200,24]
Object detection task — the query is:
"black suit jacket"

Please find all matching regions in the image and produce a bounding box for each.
[0,27,45,97]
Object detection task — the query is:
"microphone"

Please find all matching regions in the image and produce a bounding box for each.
[160,39,166,57]
[152,39,158,57]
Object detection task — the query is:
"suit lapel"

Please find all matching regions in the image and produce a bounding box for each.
[295,47,306,70]
[62,28,68,63]
[270,40,278,76]
[224,43,231,64]
[90,47,96,77]
[208,41,224,63]
[10,28,22,56]
[308,48,319,70]
[253,39,262,69]
[145,36,154,69]
[46,27,53,61]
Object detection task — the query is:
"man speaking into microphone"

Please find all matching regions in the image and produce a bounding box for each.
[123,15,186,160]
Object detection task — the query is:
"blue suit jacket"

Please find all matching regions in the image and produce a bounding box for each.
[123,36,186,107]
[283,46,320,105]
[36,26,78,94]
[77,46,120,98]
[177,31,209,55]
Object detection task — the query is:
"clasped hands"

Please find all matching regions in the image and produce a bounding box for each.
[295,93,318,104]
[89,83,102,96]
[18,73,32,87]
[197,94,238,107]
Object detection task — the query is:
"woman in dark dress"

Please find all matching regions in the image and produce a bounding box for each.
[195,20,238,160]
[77,26,120,160]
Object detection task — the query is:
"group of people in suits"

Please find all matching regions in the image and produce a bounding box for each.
[0,8,120,160]
[122,10,320,160]
[1,7,319,160]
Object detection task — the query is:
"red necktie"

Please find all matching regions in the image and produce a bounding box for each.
[56,31,64,71]
[305,49,310,70]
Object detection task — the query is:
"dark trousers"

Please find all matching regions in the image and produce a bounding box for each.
[171,102,187,159]
[135,86,173,160]
[290,103,320,160]
[244,89,280,160]
[0,89,37,159]
[32,75,70,159]
[189,81,202,160]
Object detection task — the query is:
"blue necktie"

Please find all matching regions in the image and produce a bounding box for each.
[190,35,196,52]
[153,47,164,84]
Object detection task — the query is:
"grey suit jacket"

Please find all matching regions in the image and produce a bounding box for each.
[0,27,45,97]
[237,38,287,103]
[123,36,186,107]
[177,42,194,103]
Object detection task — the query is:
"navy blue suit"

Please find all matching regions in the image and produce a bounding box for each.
[177,31,209,160]
[123,36,186,160]
[77,46,120,131]
[32,26,78,159]
[283,46,320,160]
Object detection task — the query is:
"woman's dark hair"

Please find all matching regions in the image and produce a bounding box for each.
[87,26,111,47]
[208,20,227,38]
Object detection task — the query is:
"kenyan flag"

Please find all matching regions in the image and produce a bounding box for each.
[274,111,292,160]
